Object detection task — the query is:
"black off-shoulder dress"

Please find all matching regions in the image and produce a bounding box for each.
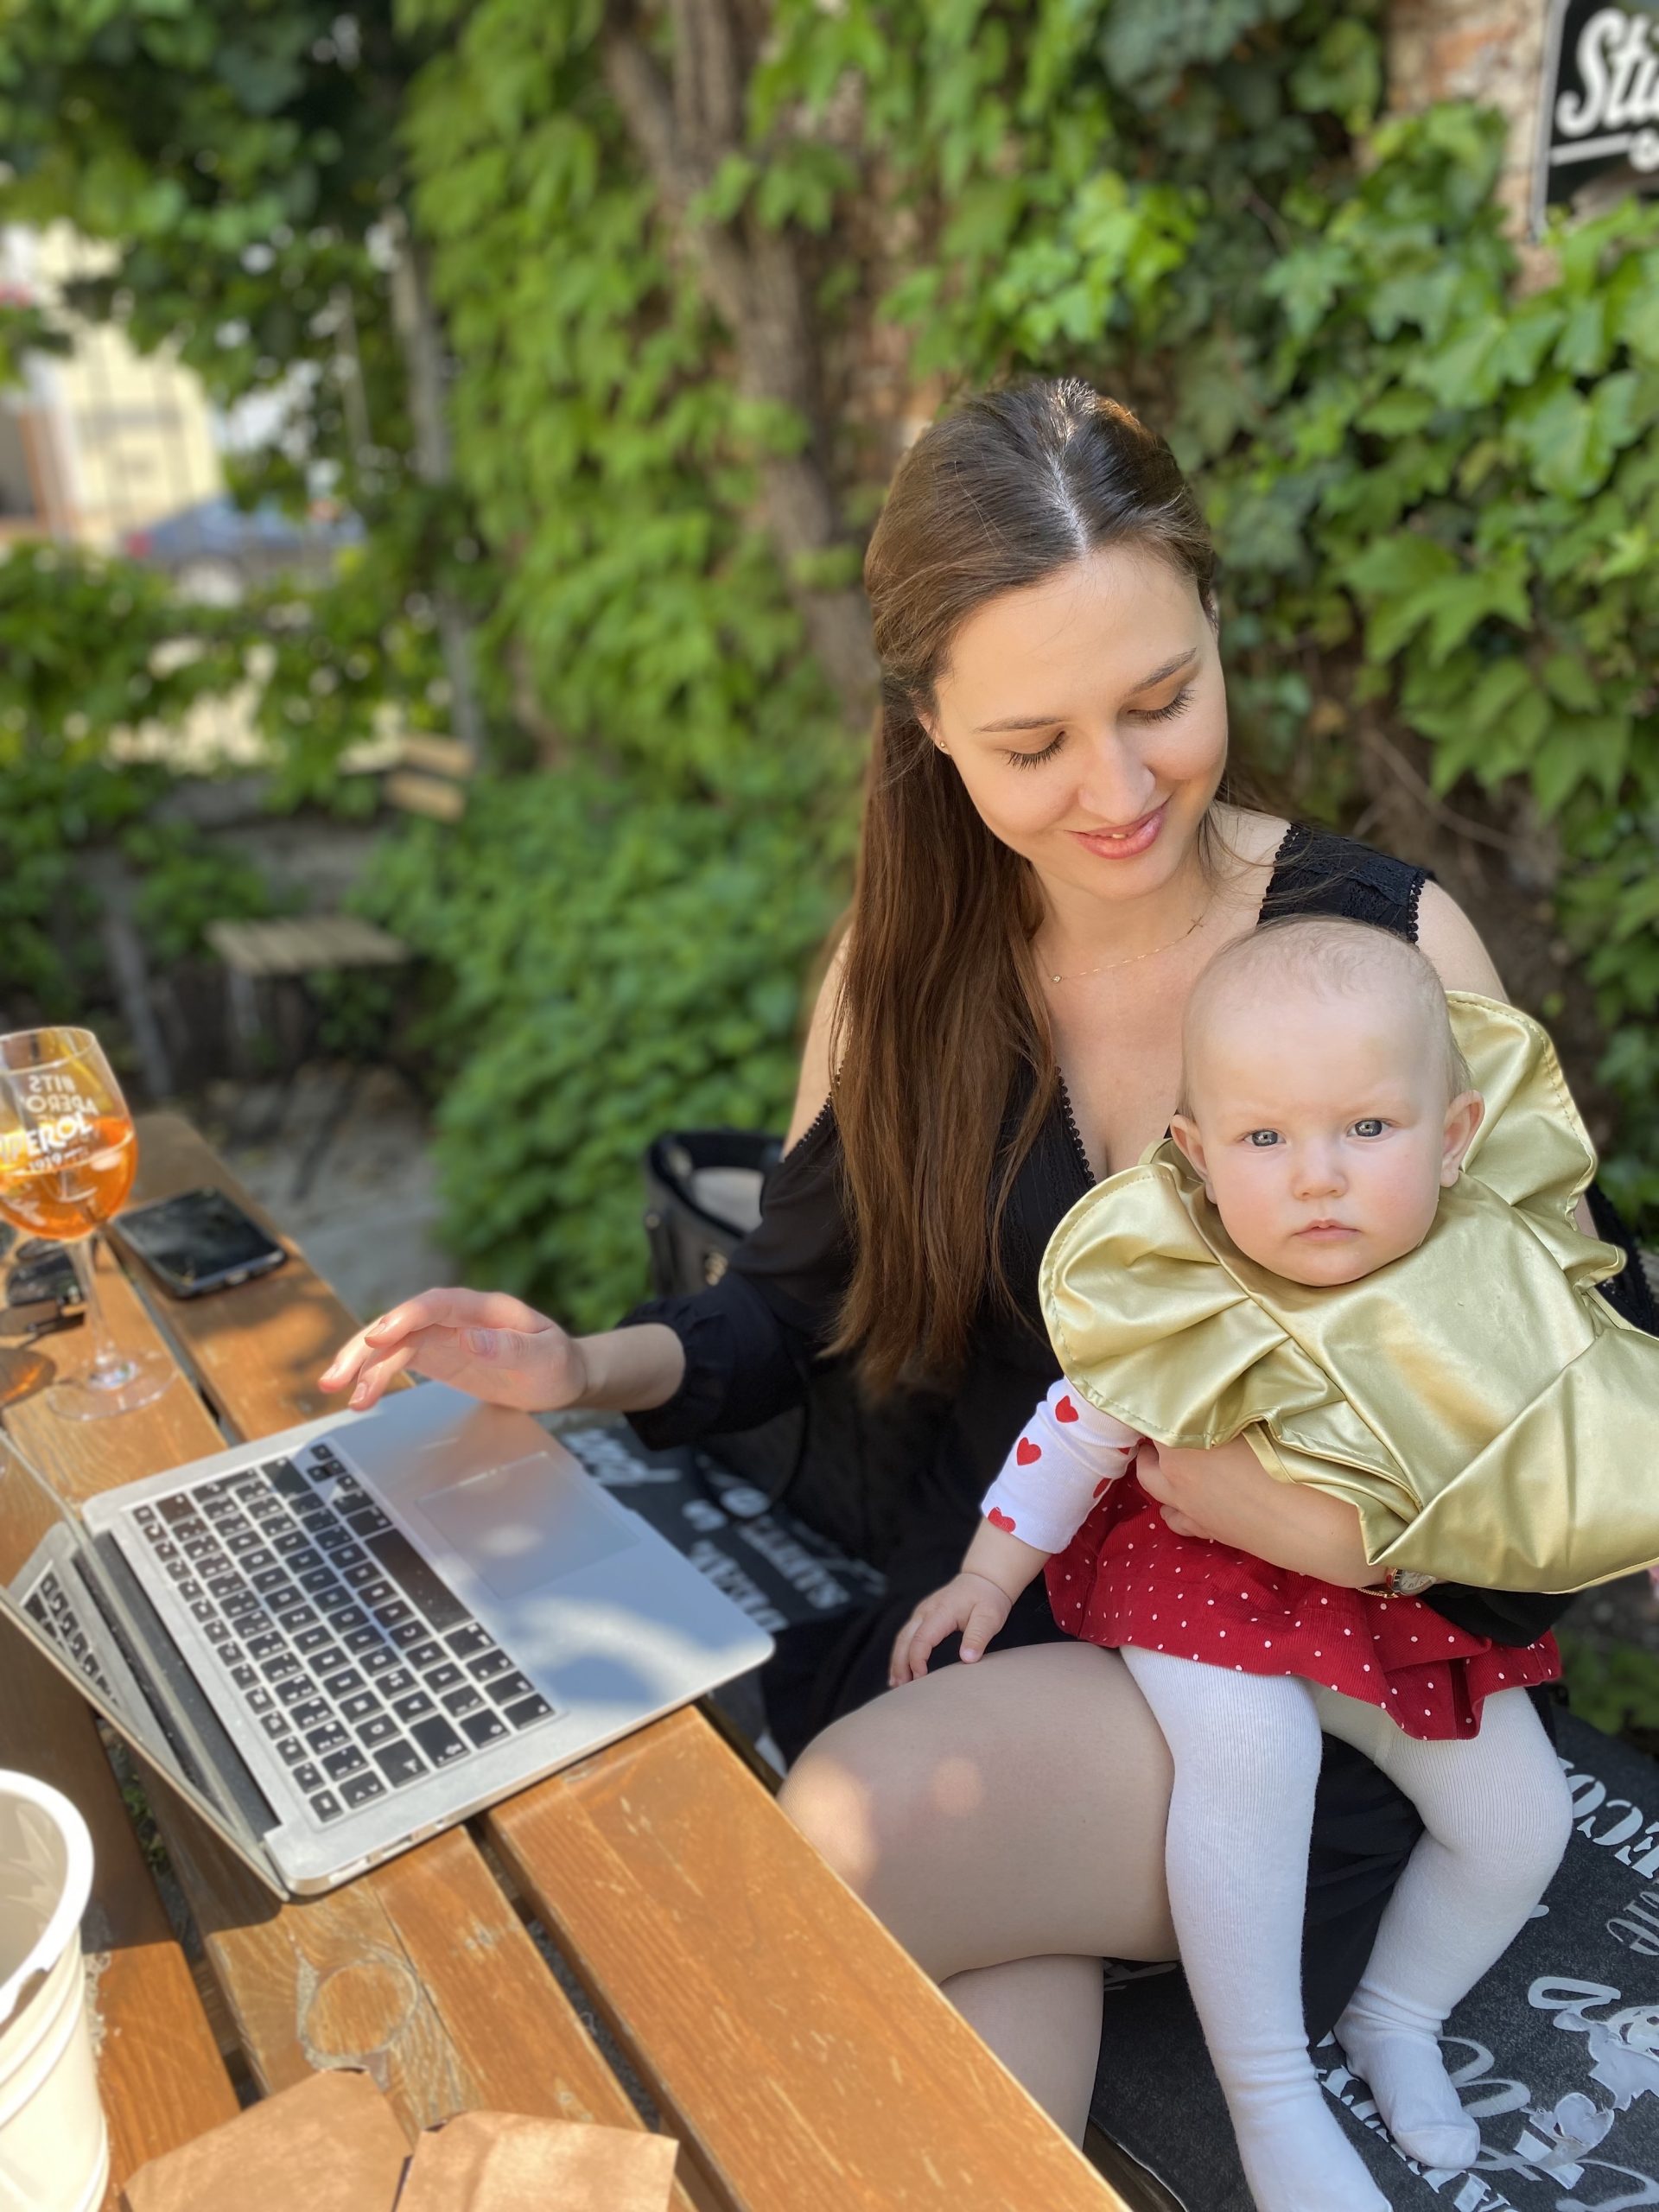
[624,823,1656,2035]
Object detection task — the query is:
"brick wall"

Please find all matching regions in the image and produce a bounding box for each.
[1387,0,1548,237]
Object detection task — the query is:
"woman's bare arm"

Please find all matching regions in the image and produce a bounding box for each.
[320,1292,687,1414]
[785,935,847,1148]
[1414,880,1508,998]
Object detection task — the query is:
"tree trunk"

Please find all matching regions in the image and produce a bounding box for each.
[602,3,878,723]
[387,210,488,767]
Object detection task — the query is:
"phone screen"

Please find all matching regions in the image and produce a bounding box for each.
[116,1189,286,1293]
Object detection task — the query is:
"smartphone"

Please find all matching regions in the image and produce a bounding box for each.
[112,1188,289,1298]
[3,1242,83,1313]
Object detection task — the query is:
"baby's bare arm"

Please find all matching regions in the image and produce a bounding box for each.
[963,1518,1052,1605]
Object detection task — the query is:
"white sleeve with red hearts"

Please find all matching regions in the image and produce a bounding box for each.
[978,1379,1139,1556]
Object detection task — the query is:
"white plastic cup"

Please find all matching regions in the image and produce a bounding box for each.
[0,1772,107,2212]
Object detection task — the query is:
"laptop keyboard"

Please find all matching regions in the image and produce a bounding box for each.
[129,1440,557,1827]
[26,1567,118,1700]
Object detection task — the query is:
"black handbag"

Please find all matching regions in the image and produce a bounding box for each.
[641,1129,947,1567]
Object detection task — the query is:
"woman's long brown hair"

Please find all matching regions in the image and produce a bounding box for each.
[830,378,1222,1395]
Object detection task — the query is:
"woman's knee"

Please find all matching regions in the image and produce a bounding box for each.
[777,1731,888,1896]
[777,1694,982,1898]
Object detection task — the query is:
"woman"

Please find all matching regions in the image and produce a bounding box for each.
[321,380,1652,2150]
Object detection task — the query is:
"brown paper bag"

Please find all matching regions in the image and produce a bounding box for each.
[121,2069,411,2212]
[396,2113,678,2212]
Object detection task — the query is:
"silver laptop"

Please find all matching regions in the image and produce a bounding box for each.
[0,1382,772,1893]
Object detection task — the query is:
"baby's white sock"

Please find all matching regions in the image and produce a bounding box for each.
[1323,1686,1572,2173]
[1122,1649,1389,2212]
[1335,2005,1478,2172]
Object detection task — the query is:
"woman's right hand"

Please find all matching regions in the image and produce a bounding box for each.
[320,1290,588,1414]
[1137,1438,1380,1587]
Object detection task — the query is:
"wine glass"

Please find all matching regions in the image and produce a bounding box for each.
[0,1028,175,1420]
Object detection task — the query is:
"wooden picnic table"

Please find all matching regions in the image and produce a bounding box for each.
[0,1112,1136,2212]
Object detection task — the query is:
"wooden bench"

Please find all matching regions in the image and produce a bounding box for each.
[205,917,412,1194]
[206,914,410,985]
[207,912,411,1073]
[383,733,474,823]
[0,1113,1134,2212]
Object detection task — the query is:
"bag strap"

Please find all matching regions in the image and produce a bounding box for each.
[642,1128,810,1518]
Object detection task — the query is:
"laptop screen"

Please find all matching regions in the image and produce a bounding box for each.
[0,1430,270,1865]
[1,1432,119,1691]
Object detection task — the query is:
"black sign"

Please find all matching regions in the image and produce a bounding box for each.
[552,1415,885,1635]
[1535,1,1659,230]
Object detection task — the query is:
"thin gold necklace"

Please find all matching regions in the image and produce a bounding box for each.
[1045,899,1213,984]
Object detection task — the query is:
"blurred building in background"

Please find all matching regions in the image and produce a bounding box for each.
[0,223,220,550]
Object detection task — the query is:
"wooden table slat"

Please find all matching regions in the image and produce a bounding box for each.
[488,1707,1129,2212]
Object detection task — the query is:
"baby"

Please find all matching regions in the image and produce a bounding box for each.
[895,918,1589,2212]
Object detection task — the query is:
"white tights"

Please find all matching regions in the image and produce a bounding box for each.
[1122,1649,1572,2212]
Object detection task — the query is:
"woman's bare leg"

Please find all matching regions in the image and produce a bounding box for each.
[776,1642,1178,2133]
[941,1955,1114,2140]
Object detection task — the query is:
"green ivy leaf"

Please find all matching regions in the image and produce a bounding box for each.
[692,152,759,226]
[1343,532,1460,601]
[1542,652,1601,712]
[1602,525,1653,580]
[1489,297,1566,386]
[1287,19,1381,130]
[1261,241,1356,340]
[1554,293,1614,378]
[1511,383,1611,498]
[1418,554,1532,664]
[1531,715,1630,816]
[1613,254,1659,363]
[1408,313,1506,408]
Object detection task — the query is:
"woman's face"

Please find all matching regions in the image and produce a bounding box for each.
[922,547,1228,907]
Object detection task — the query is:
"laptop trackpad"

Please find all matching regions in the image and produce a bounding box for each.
[407,1452,636,1601]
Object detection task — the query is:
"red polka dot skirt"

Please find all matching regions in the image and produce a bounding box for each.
[1044,1471,1560,1742]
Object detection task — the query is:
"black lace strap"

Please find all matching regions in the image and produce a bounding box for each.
[1259,823,1430,944]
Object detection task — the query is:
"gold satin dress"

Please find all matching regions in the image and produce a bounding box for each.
[1041,993,1659,1596]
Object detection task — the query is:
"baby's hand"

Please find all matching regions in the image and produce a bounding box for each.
[889,1573,1013,1687]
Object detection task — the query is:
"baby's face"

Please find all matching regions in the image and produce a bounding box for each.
[1169,992,1481,1287]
